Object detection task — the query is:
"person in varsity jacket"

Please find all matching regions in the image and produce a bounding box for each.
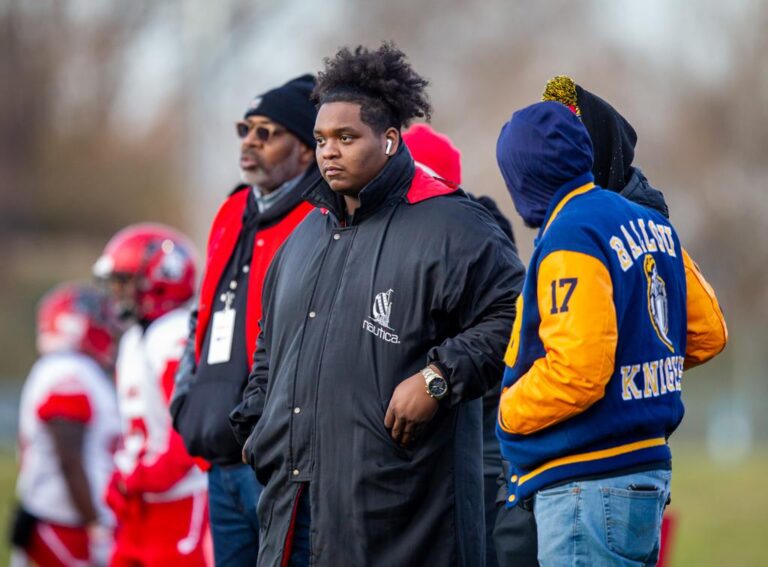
[495,101,727,566]
[494,76,685,567]
[93,224,208,566]
[170,74,319,567]
[12,283,121,566]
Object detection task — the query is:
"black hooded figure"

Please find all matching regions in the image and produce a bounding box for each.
[543,75,670,218]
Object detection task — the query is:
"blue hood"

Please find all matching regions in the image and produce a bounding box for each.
[496,101,594,227]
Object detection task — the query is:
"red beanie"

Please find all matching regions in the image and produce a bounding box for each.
[402,124,462,185]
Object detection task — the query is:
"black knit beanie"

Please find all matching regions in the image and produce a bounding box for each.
[542,76,637,192]
[244,74,317,148]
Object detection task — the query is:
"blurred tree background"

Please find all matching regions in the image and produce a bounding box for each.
[1,0,766,563]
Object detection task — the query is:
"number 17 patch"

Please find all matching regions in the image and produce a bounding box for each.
[550,278,578,314]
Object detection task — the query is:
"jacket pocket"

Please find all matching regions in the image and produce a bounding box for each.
[374,399,419,461]
[175,379,245,462]
[382,429,416,461]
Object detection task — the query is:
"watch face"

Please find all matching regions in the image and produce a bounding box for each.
[428,377,448,398]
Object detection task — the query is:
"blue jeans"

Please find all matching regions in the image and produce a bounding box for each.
[534,469,671,566]
[208,463,264,567]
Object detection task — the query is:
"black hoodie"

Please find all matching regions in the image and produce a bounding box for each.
[575,84,670,218]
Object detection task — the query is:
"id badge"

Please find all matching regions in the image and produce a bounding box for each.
[207,308,236,365]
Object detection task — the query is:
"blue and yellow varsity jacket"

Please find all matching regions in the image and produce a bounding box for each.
[496,176,728,504]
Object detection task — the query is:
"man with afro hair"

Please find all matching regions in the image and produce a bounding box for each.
[231,42,524,566]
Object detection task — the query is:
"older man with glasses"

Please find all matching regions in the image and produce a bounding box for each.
[170,74,320,567]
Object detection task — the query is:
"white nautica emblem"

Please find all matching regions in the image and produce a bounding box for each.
[371,289,394,328]
[363,288,399,344]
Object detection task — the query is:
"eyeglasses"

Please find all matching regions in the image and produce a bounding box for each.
[235,121,285,142]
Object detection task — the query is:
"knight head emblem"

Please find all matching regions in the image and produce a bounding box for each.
[644,254,674,352]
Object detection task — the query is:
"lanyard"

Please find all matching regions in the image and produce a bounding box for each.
[218,202,259,309]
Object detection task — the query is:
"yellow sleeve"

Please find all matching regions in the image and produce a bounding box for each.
[503,295,524,369]
[499,250,617,435]
[682,248,728,369]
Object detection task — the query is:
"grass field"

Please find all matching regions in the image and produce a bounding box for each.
[0,448,18,563]
[1,444,766,565]
[665,443,768,566]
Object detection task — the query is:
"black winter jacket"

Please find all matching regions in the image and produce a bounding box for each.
[230,145,525,566]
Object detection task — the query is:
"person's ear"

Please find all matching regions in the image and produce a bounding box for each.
[384,128,399,156]
[299,143,315,167]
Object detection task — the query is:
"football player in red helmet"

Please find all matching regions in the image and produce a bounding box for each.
[13,283,121,566]
[94,224,210,566]
[93,223,197,324]
[36,282,119,370]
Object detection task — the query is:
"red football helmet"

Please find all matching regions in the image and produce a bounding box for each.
[37,283,119,369]
[93,223,197,322]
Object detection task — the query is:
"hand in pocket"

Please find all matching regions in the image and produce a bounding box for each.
[384,372,439,446]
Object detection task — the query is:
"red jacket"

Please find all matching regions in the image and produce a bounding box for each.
[195,187,313,364]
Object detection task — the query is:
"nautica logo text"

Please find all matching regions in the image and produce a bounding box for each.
[363,289,400,344]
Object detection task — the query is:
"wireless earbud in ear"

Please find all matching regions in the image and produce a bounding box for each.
[385,139,393,155]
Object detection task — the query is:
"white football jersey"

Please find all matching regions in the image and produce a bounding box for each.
[114,307,206,501]
[17,351,121,526]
